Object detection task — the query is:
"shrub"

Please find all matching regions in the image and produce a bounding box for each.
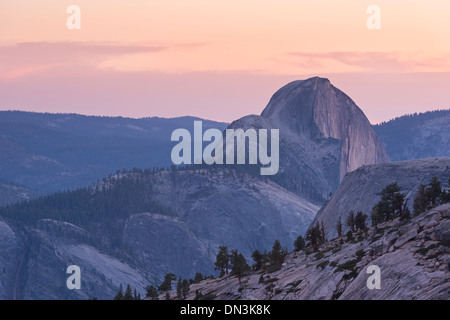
[263,277,279,285]
[355,249,365,260]
[265,284,275,292]
[294,235,306,252]
[315,251,324,260]
[335,259,358,273]
[317,260,329,270]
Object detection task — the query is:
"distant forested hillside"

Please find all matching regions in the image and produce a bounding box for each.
[0,111,227,197]
[0,169,174,250]
[373,109,450,161]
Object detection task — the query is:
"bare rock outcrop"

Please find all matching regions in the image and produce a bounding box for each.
[313,157,450,239]
[159,204,449,300]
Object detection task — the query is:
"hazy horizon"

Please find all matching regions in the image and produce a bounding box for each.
[2,103,450,126]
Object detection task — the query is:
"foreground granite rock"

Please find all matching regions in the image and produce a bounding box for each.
[314,157,450,239]
[157,204,449,300]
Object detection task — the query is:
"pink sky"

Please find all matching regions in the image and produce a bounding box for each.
[1,0,449,123]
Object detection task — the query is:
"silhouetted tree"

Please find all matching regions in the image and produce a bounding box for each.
[176,277,183,299]
[269,240,284,268]
[114,286,124,300]
[371,182,405,225]
[320,221,326,243]
[231,252,250,283]
[354,211,368,231]
[294,235,305,252]
[306,223,321,250]
[427,177,441,206]
[251,249,263,270]
[194,273,204,283]
[346,211,355,232]
[214,246,230,277]
[413,184,428,214]
[158,273,176,292]
[336,217,343,238]
[182,279,190,299]
[346,230,353,242]
[145,285,158,300]
[123,284,133,300]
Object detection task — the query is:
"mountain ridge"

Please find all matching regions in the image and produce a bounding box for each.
[1,78,447,300]
[374,109,450,161]
[227,77,390,203]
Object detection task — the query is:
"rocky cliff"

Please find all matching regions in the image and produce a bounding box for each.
[0,218,150,300]
[313,157,450,239]
[227,77,390,203]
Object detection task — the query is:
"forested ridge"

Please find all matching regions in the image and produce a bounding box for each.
[0,169,176,250]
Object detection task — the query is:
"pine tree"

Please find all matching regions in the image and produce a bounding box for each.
[194,272,203,283]
[346,211,355,232]
[262,250,269,265]
[231,251,249,283]
[114,287,124,300]
[229,249,239,269]
[346,230,353,242]
[123,284,133,300]
[158,273,176,292]
[269,239,283,268]
[336,217,343,238]
[306,223,321,250]
[371,182,405,224]
[413,184,428,214]
[181,279,190,299]
[214,246,230,277]
[251,249,263,270]
[176,277,183,300]
[145,285,159,300]
[320,221,326,243]
[354,211,368,231]
[427,177,442,206]
[294,235,305,252]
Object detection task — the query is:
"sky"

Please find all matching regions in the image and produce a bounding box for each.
[0,0,449,123]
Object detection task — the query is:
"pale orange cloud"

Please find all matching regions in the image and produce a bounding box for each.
[285,51,450,73]
[0,42,176,80]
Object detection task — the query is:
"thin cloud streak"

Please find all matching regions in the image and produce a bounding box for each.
[0,42,206,80]
[286,51,450,73]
